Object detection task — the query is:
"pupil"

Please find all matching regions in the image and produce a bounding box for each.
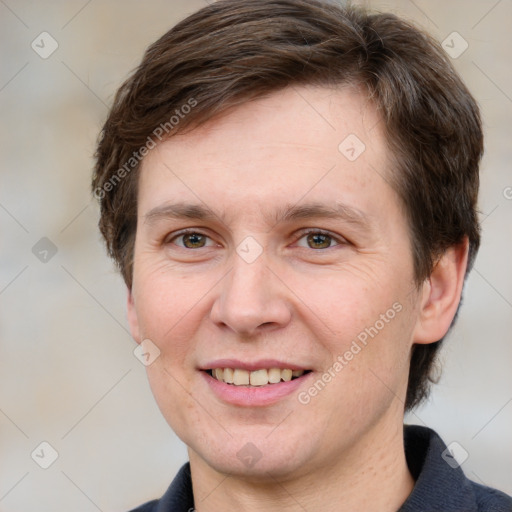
[308,233,330,249]
[184,233,205,248]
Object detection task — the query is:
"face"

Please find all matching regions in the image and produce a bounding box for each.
[128,85,423,479]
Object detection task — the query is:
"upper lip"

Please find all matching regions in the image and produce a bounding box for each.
[199,359,310,372]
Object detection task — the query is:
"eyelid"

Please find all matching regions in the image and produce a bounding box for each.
[293,228,349,248]
[164,227,349,249]
[165,228,218,247]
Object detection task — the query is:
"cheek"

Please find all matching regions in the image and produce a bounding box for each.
[134,268,210,435]
[299,268,413,393]
[334,301,413,406]
[288,262,401,342]
[132,263,212,364]
[145,362,209,447]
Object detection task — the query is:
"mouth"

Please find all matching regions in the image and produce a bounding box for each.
[200,362,314,406]
[205,368,312,387]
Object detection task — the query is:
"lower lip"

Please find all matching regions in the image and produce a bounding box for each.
[201,371,313,407]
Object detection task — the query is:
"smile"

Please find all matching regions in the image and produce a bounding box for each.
[207,368,311,386]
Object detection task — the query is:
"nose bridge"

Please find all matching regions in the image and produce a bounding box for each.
[210,247,290,335]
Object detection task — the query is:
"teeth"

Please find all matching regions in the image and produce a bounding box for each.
[210,367,306,386]
[250,369,268,386]
[223,367,234,384]
[281,369,292,382]
[233,369,249,385]
[268,368,281,383]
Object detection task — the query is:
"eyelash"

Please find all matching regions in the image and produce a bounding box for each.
[166,228,347,250]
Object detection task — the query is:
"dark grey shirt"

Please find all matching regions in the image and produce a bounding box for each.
[130,425,512,511]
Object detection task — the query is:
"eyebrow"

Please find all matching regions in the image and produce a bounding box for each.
[271,202,372,231]
[144,203,219,224]
[143,201,373,232]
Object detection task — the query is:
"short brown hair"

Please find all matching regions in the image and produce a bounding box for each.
[92,0,483,410]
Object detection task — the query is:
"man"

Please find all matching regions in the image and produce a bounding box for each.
[92,0,512,510]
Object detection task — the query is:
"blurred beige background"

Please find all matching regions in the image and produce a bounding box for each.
[0,0,511,510]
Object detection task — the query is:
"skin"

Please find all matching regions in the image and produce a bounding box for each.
[127,85,469,511]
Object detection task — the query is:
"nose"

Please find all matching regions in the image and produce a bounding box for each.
[209,250,292,337]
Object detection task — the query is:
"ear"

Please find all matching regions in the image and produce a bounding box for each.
[127,287,142,344]
[413,238,469,344]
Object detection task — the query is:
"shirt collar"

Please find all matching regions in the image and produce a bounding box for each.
[398,425,478,511]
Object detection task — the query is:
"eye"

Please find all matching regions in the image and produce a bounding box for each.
[295,230,343,250]
[168,230,215,249]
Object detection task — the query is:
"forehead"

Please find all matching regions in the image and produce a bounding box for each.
[155,85,383,164]
[137,85,399,228]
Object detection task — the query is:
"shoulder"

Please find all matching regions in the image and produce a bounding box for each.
[126,462,194,512]
[401,425,512,512]
[128,501,158,512]
[472,481,512,512]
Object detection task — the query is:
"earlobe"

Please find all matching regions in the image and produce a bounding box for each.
[413,238,469,345]
[127,287,141,344]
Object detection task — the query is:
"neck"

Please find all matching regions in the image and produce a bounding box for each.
[189,415,414,512]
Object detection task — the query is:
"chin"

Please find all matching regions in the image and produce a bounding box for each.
[210,453,307,481]
[190,429,318,481]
